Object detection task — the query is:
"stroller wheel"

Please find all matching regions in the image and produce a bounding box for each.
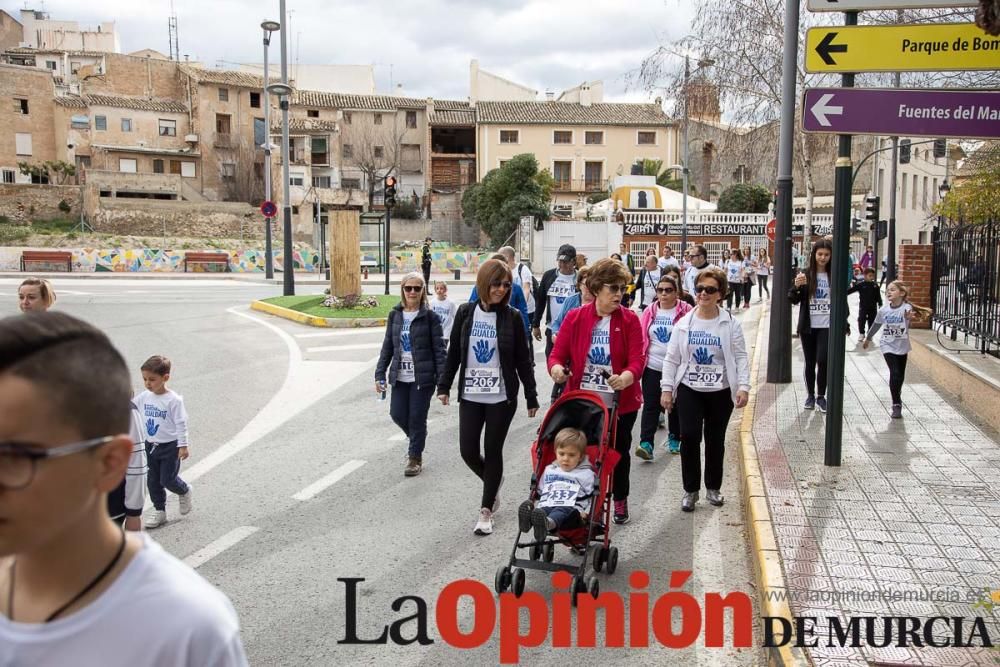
[570,575,586,607]
[543,543,555,562]
[592,545,607,573]
[587,576,600,599]
[606,546,619,575]
[494,566,511,594]
[511,568,526,598]
[529,544,542,561]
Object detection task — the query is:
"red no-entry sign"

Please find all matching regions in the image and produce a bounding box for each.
[766,218,777,242]
[261,200,277,218]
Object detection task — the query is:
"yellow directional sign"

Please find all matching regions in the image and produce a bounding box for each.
[806,23,1000,73]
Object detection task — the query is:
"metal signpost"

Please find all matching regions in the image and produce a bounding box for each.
[808,0,976,10]
[806,23,1000,73]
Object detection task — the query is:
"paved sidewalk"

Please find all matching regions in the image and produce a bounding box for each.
[749,315,1000,666]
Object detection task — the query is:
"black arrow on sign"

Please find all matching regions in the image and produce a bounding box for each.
[816,32,848,66]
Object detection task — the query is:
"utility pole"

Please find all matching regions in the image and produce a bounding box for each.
[278,0,294,296]
[886,9,904,284]
[824,10,858,467]
[766,0,801,384]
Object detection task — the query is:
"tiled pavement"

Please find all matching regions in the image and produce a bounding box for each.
[750,315,1000,666]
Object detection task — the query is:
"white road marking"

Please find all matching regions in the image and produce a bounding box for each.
[306,342,383,353]
[183,526,259,569]
[56,290,93,295]
[295,328,384,339]
[292,460,367,501]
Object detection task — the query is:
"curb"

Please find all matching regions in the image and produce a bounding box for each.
[739,308,811,667]
[249,300,386,328]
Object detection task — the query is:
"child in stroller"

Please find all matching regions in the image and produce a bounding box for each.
[527,427,595,542]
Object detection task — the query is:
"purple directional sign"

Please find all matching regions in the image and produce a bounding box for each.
[802,87,1000,140]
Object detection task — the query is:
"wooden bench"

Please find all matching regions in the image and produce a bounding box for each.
[21,250,72,272]
[183,251,231,273]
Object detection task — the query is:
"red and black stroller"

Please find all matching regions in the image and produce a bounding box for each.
[494,388,622,604]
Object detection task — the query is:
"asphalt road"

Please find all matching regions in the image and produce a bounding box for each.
[0,276,766,666]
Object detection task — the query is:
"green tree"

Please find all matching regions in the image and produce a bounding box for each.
[935,144,1000,222]
[462,154,550,246]
[716,183,772,213]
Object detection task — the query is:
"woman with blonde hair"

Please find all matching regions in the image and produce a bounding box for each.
[375,272,447,477]
[17,277,56,312]
[438,259,538,536]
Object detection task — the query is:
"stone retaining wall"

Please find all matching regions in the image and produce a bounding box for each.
[91,199,263,239]
[0,184,81,223]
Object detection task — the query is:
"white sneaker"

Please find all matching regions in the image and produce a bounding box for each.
[473,508,494,535]
[178,487,193,515]
[145,510,167,529]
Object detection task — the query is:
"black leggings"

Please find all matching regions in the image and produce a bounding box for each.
[757,275,770,298]
[726,288,738,310]
[800,328,830,398]
[545,329,563,401]
[742,281,752,306]
[640,366,679,444]
[676,384,734,493]
[884,353,908,405]
[858,308,877,337]
[612,410,639,500]
[459,399,517,510]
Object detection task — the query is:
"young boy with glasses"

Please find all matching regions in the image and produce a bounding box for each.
[0,312,247,665]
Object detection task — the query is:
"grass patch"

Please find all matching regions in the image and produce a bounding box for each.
[31,218,78,235]
[263,294,398,319]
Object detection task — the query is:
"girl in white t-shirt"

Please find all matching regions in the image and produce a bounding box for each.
[724,249,744,311]
[754,248,772,301]
[789,239,833,413]
[862,280,931,419]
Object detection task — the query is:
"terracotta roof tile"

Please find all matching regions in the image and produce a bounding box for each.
[476,101,671,127]
[273,118,340,132]
[180,65,264,88]
[84,94,187,113]
[54,96,87,108]
[293,89,469,112]
[429,109,475,126]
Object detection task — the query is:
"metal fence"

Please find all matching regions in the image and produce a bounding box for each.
[931,220,1000,357]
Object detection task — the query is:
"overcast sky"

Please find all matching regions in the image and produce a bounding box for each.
[9,0,696,102]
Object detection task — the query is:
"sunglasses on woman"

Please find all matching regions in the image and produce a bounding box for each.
[604,284,628,294]
[695,285,720,295]
[403,285,423,293]
[656,287,676,294]
[490,280,512,289]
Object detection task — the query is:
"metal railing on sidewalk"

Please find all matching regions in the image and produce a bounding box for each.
[931,219,1000,358]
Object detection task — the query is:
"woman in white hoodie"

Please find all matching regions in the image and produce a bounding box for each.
[660,266,751,513]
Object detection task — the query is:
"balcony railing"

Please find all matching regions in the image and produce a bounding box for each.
[553,178,609,193]
[214,133,233,148]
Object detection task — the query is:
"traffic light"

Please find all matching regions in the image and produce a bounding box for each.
[899,139,911,164]
[876,220,887,241]
[851,218,862,235]
[383,175,397,208]
[864,195,880,222]
[933,138,947,159]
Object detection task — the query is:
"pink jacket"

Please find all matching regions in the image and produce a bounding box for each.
[547,302,645,414]
[638,299,693,359]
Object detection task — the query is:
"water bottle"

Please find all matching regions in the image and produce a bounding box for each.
[377,381,387,403]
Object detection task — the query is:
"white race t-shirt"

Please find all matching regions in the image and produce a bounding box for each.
[135,389,189,446]
[809,272,831,329]
[397,310,418,383]
[547,272,576,323]
[464,306,506,404]
[515,264,536,313]
[640,269,661,307]
[755,259,770,276]
[581,316,614,406]
[682,312,729,392]
[431,298,458,339]
[874,302,912,355]
[0,534,247,667]
[646,306,676,371]
[660,256,680,271]
[725,260,743,286]
[683,263,715,295]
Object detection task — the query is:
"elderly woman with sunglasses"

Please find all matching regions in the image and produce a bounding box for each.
[660,267,750,513]
[548,258,644,525]
[636,273,692,461]
[375,272,447,478]
[437,259,538,536]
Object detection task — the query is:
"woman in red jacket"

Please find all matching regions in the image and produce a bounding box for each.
[548,257,644,525]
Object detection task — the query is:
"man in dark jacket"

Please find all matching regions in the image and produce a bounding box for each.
[531,243,578,361]
[421,238,433,285]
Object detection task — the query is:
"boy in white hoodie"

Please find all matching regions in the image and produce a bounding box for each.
[526,427,596,542]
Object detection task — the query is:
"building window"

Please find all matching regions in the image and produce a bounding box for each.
[218,87,229,102]
[932,177,938,203]
[45,60,57,70]
[159,119,177,136]
[341,177,361,189]
[289,173,304,186]
[15,133,32,156]
[343,111,352,124]
[584,161,603,190]
[552,161,571,189]
[312,175,331,188]
[922,175,928,209]
[553,130,572,144]
[169,160,182,175]
[637,131,656,145]
[70,61,80,74]
[221,163,236,180]
[2,169,15,184]
[95,115,107,131]
[215,113,232,135]
[585,131,603,145]
[912,174,917,209]
[401,144,421,171]
[343,143,353,158]
[374,113,382,125]
[181,162,196,178]
[118,158,137,173]
[121,118,132,132]
[250,91,260,108]
[254,117,266,148]
[307,109,319,118]
[406,111,417,128]
[14,98,28,114]
[500,130,519,144]
[918,231,928,244]
[153,159,164,174]
[374,145,384,159]
[900,171,907,208]
[311,136,329,165]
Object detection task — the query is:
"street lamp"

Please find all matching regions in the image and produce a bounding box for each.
[681,55,714,258]
[266,76,294,295]
[260,19,280,280]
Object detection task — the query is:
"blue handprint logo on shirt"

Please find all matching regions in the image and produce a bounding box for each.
[654,326,670,343]
[588,347,612,365]
[693,347,715,365]
[814,287,829,300]
[145,418,159,437]
[401,332,412,352]
[473,339,495,363]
